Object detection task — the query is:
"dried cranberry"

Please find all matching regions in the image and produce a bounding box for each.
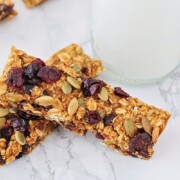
[0,127,13,140]
[30,114,43,120]
[23,78,42,93]
[22,144,30,152]
[82,78,106,97]
[6,68,24,90]
[24,58,45,80]
[16,152,23,159]
[129,132,152,158]
[31,103,45,111]
[0,155,5,164]
[17,111,28,119]
[17,110,42,120]
[65,123,77,131]
[95,133,105,140]
[37,66,61,83]
[11,117,29,132]
[114,87,130,98]
[81,67,88,74]
[103,113,116,126]
[0,4,12,13]
[29,115,43,120]
[24,130,30,137]
[0,4,13,20]
[23,59,45,92]
[25,77,41,85]
[23,84,35,93]
[43,90,49,96]
[84,111,101,125]
[35,123,45,131]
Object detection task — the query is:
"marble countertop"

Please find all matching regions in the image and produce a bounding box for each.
[0,0,180,180]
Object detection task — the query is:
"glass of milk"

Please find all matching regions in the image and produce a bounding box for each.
[92,0,180,83]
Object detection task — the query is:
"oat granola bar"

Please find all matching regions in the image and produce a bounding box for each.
[0,45,170,159]
[0,108,56,165]
[23,0,45,8]
[0,0,17,21]
[0,44,103,165]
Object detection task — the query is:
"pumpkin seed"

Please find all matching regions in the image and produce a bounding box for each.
[0,83,7,95]
[133,106,138,116]
[98,110,105,118]
[6,93,24,102]
[0,117,6,129]
[78,97,85,107]
[15,131,26,145]
[62,82,72,95]
[68,98,79,115]
[98,87,108,101]
[124,119,137,137]
[67,76,81,89]
[9,107,18,114]
[0,108,9,117]
[35,96,55,107]
[142,118,152,135]
[72,64,82,73]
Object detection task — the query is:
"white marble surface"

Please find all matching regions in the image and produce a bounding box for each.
[0,0,180,180]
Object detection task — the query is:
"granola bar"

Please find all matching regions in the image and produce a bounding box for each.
[0,108,56,165]
[0,0,17,21]
[0,45,170,159]
[0,44,103,165]
[23,0,45,8]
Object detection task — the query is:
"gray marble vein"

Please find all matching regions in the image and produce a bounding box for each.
[0,0,180,180]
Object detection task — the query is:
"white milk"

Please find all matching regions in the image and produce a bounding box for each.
[92,0,180,82]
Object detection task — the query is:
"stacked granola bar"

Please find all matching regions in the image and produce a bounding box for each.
[0,0,16,21]
[0,0,49,23]
[0,109,56,165]
[0,44,103,165]
[0,44,170,160]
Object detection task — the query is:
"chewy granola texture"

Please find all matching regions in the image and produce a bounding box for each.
[0,45,170,160]
[0,44,102,165]
[23,0,45,8]
[48,44,103,79]
[0,0,17,21]
[0,108,55,165]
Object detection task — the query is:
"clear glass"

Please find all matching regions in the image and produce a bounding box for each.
[92,0,180,83]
